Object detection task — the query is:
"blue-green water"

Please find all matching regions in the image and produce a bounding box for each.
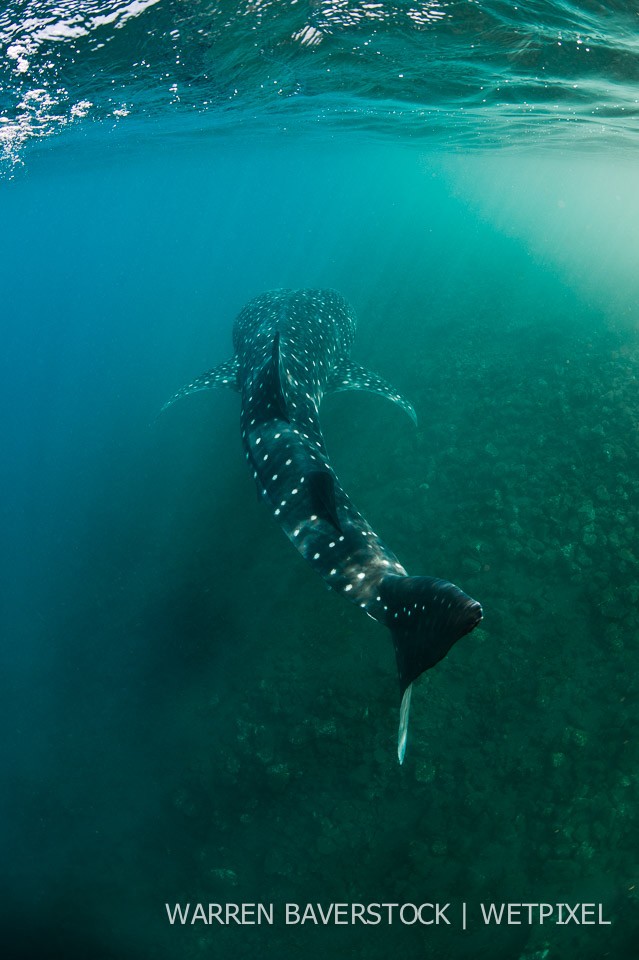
[2,4,639,960]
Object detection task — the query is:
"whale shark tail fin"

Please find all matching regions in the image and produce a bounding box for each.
[378,575,482,764]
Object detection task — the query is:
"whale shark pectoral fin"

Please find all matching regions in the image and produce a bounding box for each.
[379,575,482,763]
[307,470,342,533]
[161,357,239,413]
[327,360,417,426]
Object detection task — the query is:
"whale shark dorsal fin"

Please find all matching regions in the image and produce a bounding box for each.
[270,331,289,422]
[161,356,239,412]
[249,331,290,425]
[326,360,417,426]
[307,469,342,532]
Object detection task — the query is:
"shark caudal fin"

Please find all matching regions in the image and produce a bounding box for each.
[378,575,482,764]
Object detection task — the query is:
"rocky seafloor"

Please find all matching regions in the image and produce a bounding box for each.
[146,303,638,960]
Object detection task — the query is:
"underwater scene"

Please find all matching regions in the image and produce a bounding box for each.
[2,2,639,959]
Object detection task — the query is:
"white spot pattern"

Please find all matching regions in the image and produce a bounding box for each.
[172,289,414,627]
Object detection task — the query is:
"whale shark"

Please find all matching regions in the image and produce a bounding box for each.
[163,289,482,762]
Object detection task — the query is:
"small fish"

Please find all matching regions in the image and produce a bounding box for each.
[163,289,482,762]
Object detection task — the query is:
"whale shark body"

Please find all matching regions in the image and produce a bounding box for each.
[164,289,482,762]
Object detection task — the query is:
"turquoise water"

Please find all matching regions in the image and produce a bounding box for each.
[2,4,639,960]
